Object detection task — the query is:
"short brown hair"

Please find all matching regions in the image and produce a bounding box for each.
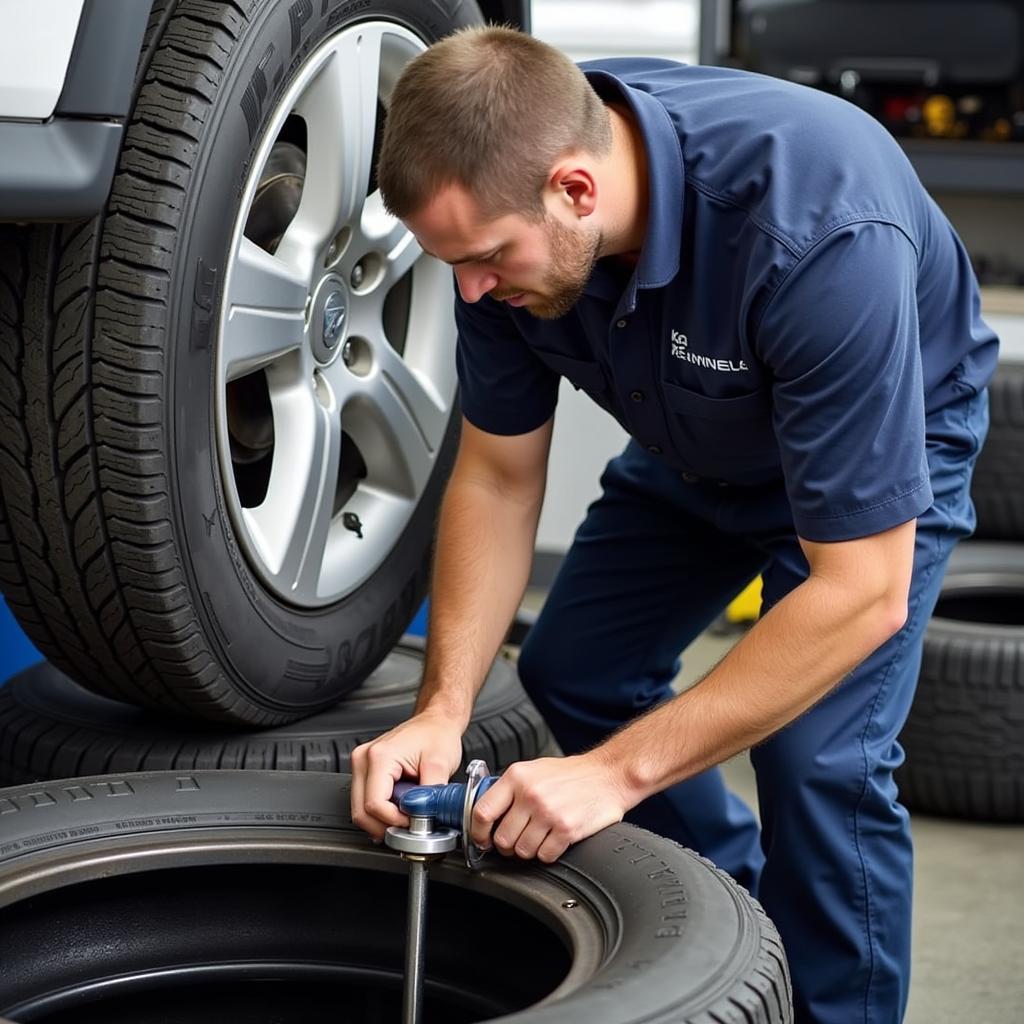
[377,25,612,220]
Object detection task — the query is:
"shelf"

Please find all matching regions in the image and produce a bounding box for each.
[898,139,1024,196]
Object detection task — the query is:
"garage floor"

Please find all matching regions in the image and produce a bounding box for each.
[679,631,1024,1024]
[520,593,1024,1023]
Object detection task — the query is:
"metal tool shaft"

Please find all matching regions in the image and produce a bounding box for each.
[386,761,497,1024]
[402,858,429,1024]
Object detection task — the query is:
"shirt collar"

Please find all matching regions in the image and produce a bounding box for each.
[582,67,685,292]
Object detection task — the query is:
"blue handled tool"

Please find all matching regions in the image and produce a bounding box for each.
[383,759,499,1024]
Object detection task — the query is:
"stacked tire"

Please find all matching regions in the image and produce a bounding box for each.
[0,636,549,785]
[0,0,553,834]
[897,361,1024,822]
[0,0,551,752]
[0,3,792,1020]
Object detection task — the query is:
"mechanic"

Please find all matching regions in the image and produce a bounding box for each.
[350,26,998,1023]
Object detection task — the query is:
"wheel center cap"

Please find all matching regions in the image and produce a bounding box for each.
[323,291,347,348]
[310,275,351,364]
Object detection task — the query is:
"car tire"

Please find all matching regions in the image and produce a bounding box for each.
[971,361,1024,541]
[0,638,550,785]
[897,541,1024,821]
[0,769,792,1023]
[0,0,478,725]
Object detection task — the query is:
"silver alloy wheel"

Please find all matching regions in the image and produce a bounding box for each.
[216,22,456,608]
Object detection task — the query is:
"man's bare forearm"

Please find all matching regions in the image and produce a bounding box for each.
[593,568,908,803]
[415,471,543,727]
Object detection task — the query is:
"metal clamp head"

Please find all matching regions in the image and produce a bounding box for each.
[463,759,491,870]
[384,817,459,857]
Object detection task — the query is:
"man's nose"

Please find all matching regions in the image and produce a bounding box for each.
[454,265,499,304]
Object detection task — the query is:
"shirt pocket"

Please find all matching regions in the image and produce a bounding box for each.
[662,382,771,420]
[661,381,780,480]
[532,350,611,408]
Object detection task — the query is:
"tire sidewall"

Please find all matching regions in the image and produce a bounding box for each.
[164,1,477,710]
[0,644,548,785]
[0,771,788,1023]
[930,540,1024,643]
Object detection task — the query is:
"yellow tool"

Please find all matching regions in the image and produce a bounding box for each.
[726,576,763,625]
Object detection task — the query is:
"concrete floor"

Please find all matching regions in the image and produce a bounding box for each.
[682,632,1024,1024]
[518,594,1024,1022]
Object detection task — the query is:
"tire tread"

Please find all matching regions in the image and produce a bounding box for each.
[898,543,1024,820]
[972,363,1024,540]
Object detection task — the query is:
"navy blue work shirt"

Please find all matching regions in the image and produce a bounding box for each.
[454,59,999,542]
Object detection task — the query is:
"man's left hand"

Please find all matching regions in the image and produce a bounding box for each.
[469,752,634,863]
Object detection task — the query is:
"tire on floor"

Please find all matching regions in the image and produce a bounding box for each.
[0,0,479,726]
[898,541,1024,821]
[0,769,792,1022]
[0,639,551,786]
[971,361,1024,541]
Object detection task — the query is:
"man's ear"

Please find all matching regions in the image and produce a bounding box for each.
[547,160,597,217]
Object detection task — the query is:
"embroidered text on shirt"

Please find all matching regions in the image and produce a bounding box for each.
[670,330,748,372]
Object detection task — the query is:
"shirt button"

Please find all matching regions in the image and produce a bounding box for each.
[616,319,628,329]
[646,444,662,455]
[681,472,699,483]
[630,390,644,402]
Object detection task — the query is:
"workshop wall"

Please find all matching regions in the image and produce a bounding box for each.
[532,0,700,558]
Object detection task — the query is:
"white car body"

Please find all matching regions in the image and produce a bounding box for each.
[0,0,86,119]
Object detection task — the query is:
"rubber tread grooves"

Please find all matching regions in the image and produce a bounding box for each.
[971,362,1024,540]
[0,712,791,1023]
[897,550,1024,821]
[677,847,790,1023]
[0,1,282,723]
[0,654,553,785]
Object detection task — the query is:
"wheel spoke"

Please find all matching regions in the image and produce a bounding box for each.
[380,221,424,290]
[243,376,342,601]
[344,357,443,498]
[359,189,402,246]
[230,235,309,309]
[222,307,306,382]
[277,26,384,274]
[380,341,450,447]
[223,238,308,381]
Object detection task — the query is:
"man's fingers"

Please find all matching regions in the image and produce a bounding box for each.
[348,720,464,843]
[352,744,406,839]
[536,829,569,864]
[491,804,532,856]
[508,819,552,861]
[350,745,378,831]
[471,780,513,849]
[417,756,453,788]
[349,742,369,832]
[365,768,408,832]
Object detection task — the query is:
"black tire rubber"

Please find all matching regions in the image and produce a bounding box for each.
[897,541,1024,821]
[0,0,478,726]
[0,638,549,786]
[971,361,1024,541]
[0,770,792,1023]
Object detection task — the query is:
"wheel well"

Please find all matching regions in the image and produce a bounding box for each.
[478,0,530,32]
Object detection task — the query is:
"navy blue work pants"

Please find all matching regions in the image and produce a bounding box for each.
[518,389,987,1023]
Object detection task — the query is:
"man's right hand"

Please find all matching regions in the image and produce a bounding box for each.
[350,418,551,840]
[350,711,465,840]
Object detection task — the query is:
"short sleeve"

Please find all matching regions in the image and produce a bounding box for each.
[756,221,933,541]
[454,288,560,435]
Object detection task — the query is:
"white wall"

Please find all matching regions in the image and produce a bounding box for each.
[531,1,700,553]
[532,0,699,63]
